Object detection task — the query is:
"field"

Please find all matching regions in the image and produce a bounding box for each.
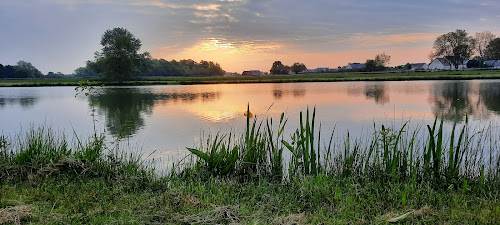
[1,109,499,224]
[1,70,500,87]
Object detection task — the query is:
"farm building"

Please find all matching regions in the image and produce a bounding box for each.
[346,63,365,69]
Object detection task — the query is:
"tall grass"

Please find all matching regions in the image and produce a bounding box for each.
[0,126,154,185]
[185,106,500,190]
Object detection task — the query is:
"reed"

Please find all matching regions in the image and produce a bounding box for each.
[186,106,500,190]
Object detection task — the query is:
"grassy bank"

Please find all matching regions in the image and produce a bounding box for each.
[1,109,499,224]
[2,70,500,87]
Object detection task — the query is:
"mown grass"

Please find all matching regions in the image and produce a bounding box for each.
[1,108,500,224]
[1,69,500,87]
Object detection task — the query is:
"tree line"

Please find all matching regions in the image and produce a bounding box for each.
[76,27,225,81]
[431,30,500,69]
[0,61,43,79]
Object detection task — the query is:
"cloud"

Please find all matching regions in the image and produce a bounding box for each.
[130,1,168,8]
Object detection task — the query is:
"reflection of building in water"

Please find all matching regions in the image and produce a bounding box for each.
[364,83,389,105]
[92,88,220,138]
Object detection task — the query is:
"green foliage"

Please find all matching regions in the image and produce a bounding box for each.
[93,27,143,82]
[404,63,412,70]
[270,61,290,75]
[485,37,500,60]
[0,61,43,78]
[432,29,475,69]
[184,106,499,195]
[283,107,321,176]
[135,58,225,76]
[291,62,307,74]
[186,134,239,176]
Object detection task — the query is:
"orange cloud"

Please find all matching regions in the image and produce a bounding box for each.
[151,34,435,73]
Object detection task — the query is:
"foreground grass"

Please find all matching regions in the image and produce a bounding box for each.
[1,70,500,87]
[2,175,499,224]
[1,111,500,224]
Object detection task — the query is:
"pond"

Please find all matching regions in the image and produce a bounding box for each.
[1,80,500,167]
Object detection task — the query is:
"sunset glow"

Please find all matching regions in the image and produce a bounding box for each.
[1,0,499,73]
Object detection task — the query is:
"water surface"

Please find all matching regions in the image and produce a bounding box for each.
[1,80,499,166]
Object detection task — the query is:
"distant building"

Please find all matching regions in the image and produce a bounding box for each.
[346,63,366,70]
[242,70,264,76]
[308,67,329,73]
[428,58,451,70]
[410,63,429,70]
[224,72,237,77]
[484,60,500,68]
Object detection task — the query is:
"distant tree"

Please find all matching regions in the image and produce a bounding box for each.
[95,27,142,82]
[3,65,15,78]
[291,62,307,74]
[466,59,481,68]
[365,60,378,72]
[431,29,475,69]
[474,31,496,61]
[270,61,290,75]
[14,61,43,78]
[375,52,391,67]
[0,64,4,78]
[485,38,500,60]
[404,63,412,70]
[74,66,98,77]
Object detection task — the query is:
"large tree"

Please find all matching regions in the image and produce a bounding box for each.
[431,29,475,69]
[474,31,496,61]
[14,61,43,78]
[485,38,500,60]
[96,27,142,82]
[291,62,307,74]
[374,52,391,67]
[270,61,290,75]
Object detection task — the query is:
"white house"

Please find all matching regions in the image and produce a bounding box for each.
[456,60,468,69]
[346,63,365,70]
[428,58,452,70]
[410,63,428,71]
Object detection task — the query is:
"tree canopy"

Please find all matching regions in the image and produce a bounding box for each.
[270,61,290,75]
[0,61,43,78]
[94,27,142,82]
[80,28,225,79]
[291,62,307,74]
[485,38,500,60]
[474,31,496,61]
[431,29,475,69]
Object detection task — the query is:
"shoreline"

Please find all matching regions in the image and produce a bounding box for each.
[2,70,500,87]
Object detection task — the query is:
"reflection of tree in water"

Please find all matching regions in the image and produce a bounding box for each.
[365,83,389,105]
[92,88,220,138]
[272,88,305,100]
[432,82,473,122]
[0,96,38,109]
[479,82,500,115]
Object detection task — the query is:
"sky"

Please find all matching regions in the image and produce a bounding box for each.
[1,0,499,74]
